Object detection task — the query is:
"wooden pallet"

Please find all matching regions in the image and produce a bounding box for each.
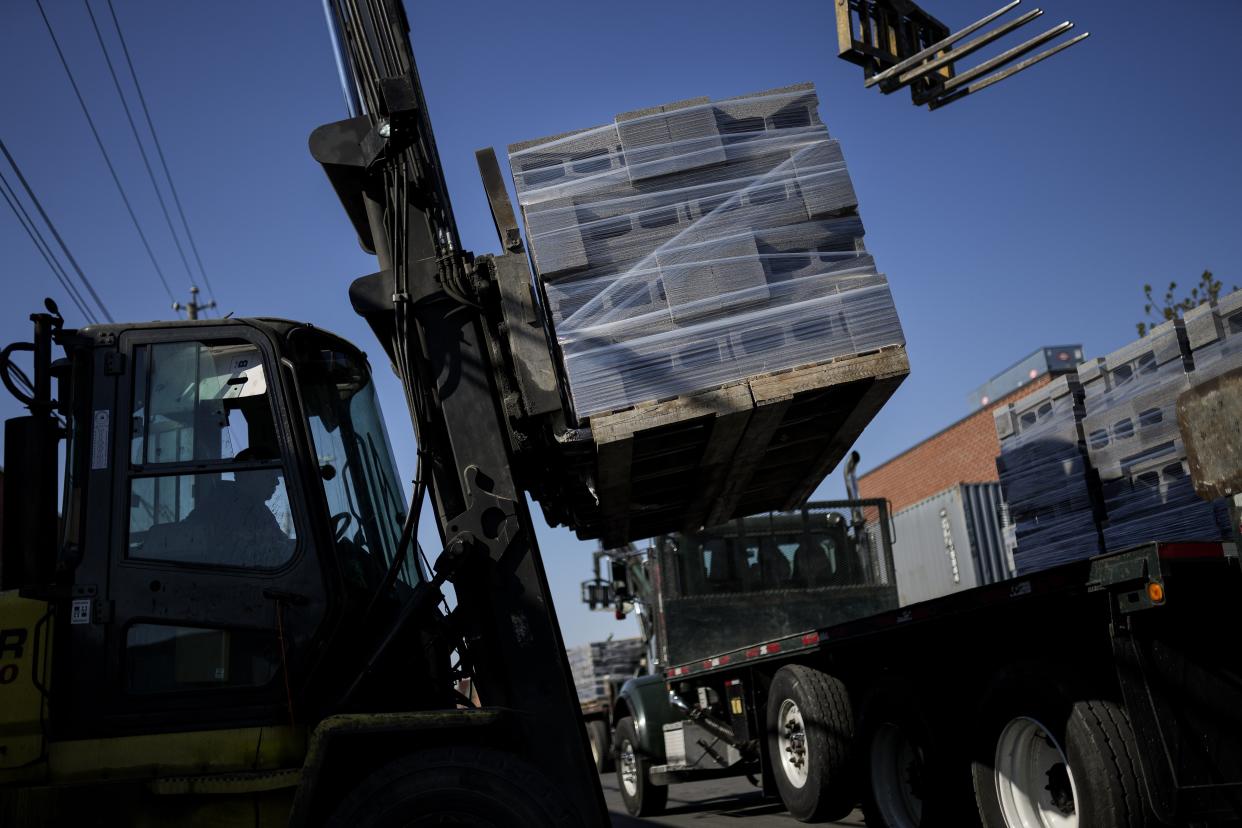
[577,345,909,546]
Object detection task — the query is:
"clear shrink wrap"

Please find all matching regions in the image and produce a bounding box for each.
[1080,319,1230,549]
[508,83,904,419]
[994,375,1102,573]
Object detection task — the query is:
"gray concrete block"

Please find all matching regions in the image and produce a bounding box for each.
[659,232,768,323]
[618,100,726,183]
[792,140,858,219]
[1183,301,1223,351]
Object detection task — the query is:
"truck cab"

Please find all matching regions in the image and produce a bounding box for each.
[607,500,896,815]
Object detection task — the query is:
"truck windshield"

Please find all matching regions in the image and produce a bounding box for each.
[289,329,420,591]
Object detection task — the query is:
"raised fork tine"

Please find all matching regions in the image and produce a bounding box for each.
[865,0,1022,88]
[929,30,1090,110]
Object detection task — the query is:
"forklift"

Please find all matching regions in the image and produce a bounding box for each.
[0,0,1087,824]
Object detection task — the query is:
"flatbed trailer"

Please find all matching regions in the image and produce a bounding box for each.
[614,539,1242,825]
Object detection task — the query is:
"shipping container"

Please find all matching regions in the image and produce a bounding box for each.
[889,482,1012,605]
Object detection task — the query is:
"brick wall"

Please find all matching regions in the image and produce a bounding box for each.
[859,374,1053,513]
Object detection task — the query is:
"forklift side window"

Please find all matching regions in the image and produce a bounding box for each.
[131,341,278,466]
[128,471,297,568]
[126,340,297,569]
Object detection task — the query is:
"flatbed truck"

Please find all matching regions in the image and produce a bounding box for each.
[610,503,1242,826]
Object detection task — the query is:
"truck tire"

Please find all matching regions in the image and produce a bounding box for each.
[859,686,980,828]
[766,664,857,822]
[587,719,612,773]
[972,689,1151,828]
[615,715,668,816]
[326,745,577,827]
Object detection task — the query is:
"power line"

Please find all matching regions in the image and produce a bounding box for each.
[83,0,196,295]
[0,165,98,324]
[34,0,176,306]
[105,0,218,307]
[0,137,114,323]
[0,167,93,320]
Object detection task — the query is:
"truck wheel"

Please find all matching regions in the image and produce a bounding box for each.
[615,715,668,816]
[766,664,856,822]
[972,696,1150,828]
[326,746,577,827]
[587,719,612,773]
[859,688,979,828]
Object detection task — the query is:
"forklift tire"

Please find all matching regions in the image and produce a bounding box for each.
[326,745,577,827]
[587,719,612,773]
[971,680,1151,828]
[615,715,668,817]
[766,664,857,822]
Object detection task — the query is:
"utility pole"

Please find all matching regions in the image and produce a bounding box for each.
[173,285,215,320]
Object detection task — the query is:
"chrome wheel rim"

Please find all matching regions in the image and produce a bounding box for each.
[870,722,924,827]
[778,698,810,788]
[619,738,639,797]
[994,716,1079,828]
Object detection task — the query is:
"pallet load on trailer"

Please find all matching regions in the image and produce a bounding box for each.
[993,292,1242,576]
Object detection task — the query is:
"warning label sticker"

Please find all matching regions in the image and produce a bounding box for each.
[91,410,109,470]
[71,599,91,625]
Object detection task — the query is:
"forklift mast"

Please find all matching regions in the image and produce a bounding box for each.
[309,0,607,823]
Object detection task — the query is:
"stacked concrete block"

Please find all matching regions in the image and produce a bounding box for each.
[1080,319,1228,549]
[994,375,1102,573]
[508,83,904,419]
[616,97,726,182]
[1184,290,1242,383]
[566,637,646,704]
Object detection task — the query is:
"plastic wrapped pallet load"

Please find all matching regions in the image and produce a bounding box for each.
[1079,318,1231,549]
[566,637,645,704]
[994,374,1103,574]
[509,84,909,545]
[994,304,1239,575]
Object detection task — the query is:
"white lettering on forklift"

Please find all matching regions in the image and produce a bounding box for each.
[91,409,110,470]
[71,599,91,625]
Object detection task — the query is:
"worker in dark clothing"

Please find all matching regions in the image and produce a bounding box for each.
[176,447,294,567]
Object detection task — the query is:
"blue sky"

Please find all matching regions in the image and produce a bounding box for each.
[2,0,1240,647]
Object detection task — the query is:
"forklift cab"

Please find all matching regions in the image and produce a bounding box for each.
[2,316,427,757]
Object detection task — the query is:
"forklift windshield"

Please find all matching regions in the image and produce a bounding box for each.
[289,328,420,591]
